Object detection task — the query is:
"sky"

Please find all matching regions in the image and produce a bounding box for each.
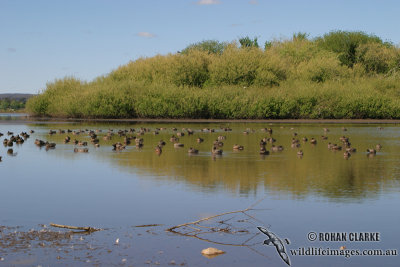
[1,0,399,94]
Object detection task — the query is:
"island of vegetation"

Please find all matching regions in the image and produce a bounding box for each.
[27,31,400,119]
[0,94,33,112]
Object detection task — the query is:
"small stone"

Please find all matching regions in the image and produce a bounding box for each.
[169,260,176,265]
[115,238,119,245]
[0,257,4,261]
[201,247,225,259]
[122,258,127,262]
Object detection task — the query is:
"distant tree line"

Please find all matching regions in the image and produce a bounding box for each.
[0,98,27,111]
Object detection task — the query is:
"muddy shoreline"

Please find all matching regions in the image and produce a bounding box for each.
[2,114,400,124]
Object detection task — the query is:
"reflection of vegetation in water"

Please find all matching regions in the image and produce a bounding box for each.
[34,123,399,201]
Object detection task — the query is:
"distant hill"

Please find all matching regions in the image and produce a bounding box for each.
[0,93,35,100]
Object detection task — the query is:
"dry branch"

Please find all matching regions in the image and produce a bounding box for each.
[167,196,266,232]
[49,223,101,233]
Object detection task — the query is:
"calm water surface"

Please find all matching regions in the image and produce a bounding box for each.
[0,117,399,266]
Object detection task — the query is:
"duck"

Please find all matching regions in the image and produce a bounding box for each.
[321,135,328,140]
[213,140,224,147]
[233,144,244,150]
[211,146,223,155]
[297,150,304,156]
[7,148,13,155]
[20,132,30,139]
[302,137,308,142]
[259,146,269,155]
[187,129,194,135]
[291,143,300,148]
[217,135,226,140]
[188,147,199,154]
[343,151,351,158]
[346,147,356,152]
[174,143,184,148]
[78,141,88,146]
[7,140,13,147]
[103,135,112,141]
[343,141,351,148]
[170,135,179,142]
[45,142,56,149]
[15,136,24,144]
[34,139,46,147]
[196,137,204,143]
[271,145,284,152]
[112,142,125,151]
[0,156,2,162]
[177,132,185,137]
[123,137,131,145]
[74,148,89,153]
[367,148,376,154]
[135,138,144,145]
[310,138,317,144]
[291,138,299,144]
[155,145,162,154]
[158,140,166,146]
[376,144,382,150]
[331,144,342,151]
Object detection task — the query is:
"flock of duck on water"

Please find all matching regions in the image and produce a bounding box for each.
[0,125,383,162]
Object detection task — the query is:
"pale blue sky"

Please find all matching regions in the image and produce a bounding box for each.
[1,0,399,94]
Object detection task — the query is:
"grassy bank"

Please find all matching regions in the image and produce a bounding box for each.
[27,31,400,119]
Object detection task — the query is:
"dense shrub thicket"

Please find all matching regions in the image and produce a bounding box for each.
[27,31,400,119]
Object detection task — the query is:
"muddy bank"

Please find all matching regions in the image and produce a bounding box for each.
[4,115,400,124]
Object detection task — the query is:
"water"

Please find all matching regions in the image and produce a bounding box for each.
[0,117,399,266]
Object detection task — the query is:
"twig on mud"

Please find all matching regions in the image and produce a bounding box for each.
[166,196,266,232]
[49,223,101,233]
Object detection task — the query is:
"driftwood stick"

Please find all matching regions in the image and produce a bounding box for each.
[50,223,100,232]
[167,209,250,232]
[166,197,266,232]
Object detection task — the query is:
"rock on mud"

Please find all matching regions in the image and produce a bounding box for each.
[201,247,225,258]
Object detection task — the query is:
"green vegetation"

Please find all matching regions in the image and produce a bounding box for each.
[27,31,400,119]
[0,98,26,112]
